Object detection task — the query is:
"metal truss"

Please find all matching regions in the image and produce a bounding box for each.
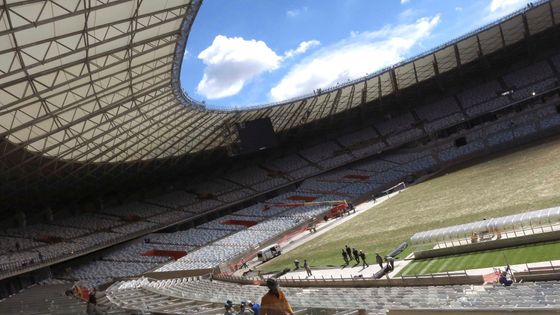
[0,0,558,205]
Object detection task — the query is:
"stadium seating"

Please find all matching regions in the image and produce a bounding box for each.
[146,210,195,225]
[106,277,560,315]
[337,127,380,148]
[224,165,275,187]
[2,75,560,281]
[111,222,159,235]
[386,128,425,146]
[234,203,289,217]
[318,153,355,169]
[503,62,554,89]
[0,284,86,314]
[5,224,89,239]
[193,179,242,195]
[175,199,220,214]
[149,228,232,247]
[215,188,254,203]
[147,191,200,209]
[52,213,123,231]
[289,165,322,179]
[299,141,343,163]
[62,261,160,281]
[99,242,191,263]
[416,98,464,130]
[457,80,502,109]
[265,154,311,172]
[0,236,43,252]
[375,113,416,136]
[197,215,264,231]
[465,96,510,116]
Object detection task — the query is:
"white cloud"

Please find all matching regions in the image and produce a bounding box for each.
[399,8,417,20]
[283,40,321,59]
[287,7,307,18]
[455,7,463,12]
[196,35,282,99]
[484,0,530,21]
[269,15,441,101]
[401,0,410,4]
[490,0,526,12]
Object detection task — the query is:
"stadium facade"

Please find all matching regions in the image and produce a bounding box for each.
[1,0,559,209]
[2,0,560,312]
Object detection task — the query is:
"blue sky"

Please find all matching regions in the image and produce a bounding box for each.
[180,0,533,109]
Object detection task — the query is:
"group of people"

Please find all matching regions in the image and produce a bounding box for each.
[342,245,395,271]
[341,245,370,268]
[225,278,294,315]
[224,299,260,315]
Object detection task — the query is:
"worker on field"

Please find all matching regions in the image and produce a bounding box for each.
[345,245,352,259]
[359,250,369,268]
[375,253,383,269]
[341,249,349,266]
[499,271,513,286]
[304,259,312,277]
[348,202,355,213]
[352,248,360,264]
[385,256,395,271]
[260,278,294,315]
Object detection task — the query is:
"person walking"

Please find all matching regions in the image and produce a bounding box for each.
[260,278,294,315]
[303,259,312,277]
[385,256,395,271]
[352,248,360,264]
[375,253,383,269]
[341,249,349,266]
[359,250,368,268]
[345,245,352,259]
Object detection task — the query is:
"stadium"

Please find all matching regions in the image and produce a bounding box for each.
[1,0,560,313]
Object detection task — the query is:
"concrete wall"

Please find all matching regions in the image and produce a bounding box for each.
[214,273,484,288]
[143,268,213,280]
[514,271,560,282]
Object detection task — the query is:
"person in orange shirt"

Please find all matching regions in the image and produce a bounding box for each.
[260,278,294,315]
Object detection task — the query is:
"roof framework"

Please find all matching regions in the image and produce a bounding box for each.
[0,0,559,202]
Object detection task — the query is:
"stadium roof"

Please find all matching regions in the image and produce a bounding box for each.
[0,0,559,201]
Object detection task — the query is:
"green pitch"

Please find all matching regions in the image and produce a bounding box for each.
[397,241,560,276]
[258,137,560,273]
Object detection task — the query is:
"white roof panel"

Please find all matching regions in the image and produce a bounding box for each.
[0,0,556,167]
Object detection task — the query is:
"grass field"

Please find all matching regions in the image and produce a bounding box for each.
[397,241,560,276]
[258,137,560,272]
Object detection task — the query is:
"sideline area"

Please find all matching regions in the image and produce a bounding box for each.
[235,191,405,277]
[279,193,398,255]
[234,190,560,284]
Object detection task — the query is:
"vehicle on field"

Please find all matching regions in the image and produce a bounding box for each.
[257,244,281,262]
